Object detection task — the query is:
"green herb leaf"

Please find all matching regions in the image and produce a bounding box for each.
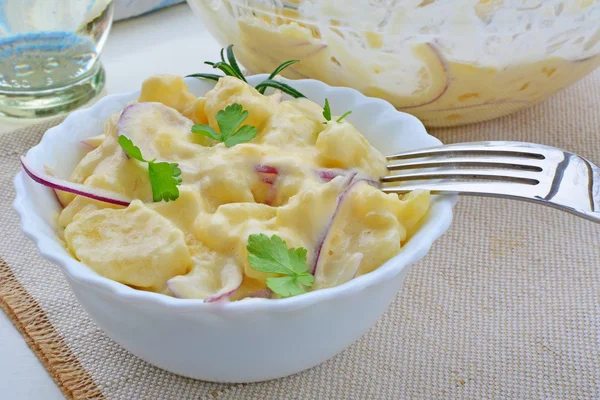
[296,273,315,286]
[117,135,182,202]
[216,103,248,138]
[212,61,240,78]
[323,98,331,121]
[254,80,306,98]
[185,73,223,82]
[148,162,182,202]
[247,234,314,297]
[191,124,220,141]
[192,103,258,147]
[189,45,306,97]
[336,110,352,123]
[267,59,300,81]
[223,124,258,148]
[247,234,298,275]
[266,276,306,297]
[118,135,146,162]
[320,99,353,125]
[226,45,247,82]
[258,59,300,93]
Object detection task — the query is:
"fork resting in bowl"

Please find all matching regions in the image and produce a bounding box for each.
[382,141,600,223]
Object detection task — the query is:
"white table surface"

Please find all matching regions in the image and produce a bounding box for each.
[0,4,220,398]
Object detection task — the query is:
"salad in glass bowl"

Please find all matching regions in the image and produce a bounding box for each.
[187,0,600,127]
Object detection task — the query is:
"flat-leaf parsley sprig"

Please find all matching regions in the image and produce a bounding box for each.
[246,234,315,297]
[191,103,258,147]
[118,136,182,202]
[322,98,352,124]
[187,45,305,99]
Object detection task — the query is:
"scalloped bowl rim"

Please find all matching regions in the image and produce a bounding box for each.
[13,74,456,314]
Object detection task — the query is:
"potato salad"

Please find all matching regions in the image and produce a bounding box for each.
[47,72,430,302]
[189,0,600,126]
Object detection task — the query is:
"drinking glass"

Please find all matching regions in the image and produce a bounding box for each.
[0,0,114,118]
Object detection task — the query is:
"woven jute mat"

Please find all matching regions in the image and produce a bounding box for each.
[1,70,599,399]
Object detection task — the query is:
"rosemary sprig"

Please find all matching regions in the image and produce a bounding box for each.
[185,73,221,82]
[255,80,305,99]
[187,45,305,99]
[258,59,300,94]
[226,45,247,83]
[322,98,352,124]
[336,111,352,123]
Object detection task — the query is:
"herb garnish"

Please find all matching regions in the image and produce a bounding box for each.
[187,45,305,99]
[117,136,182,202]
[246,234,315,297]
[322,98,332,122]
[322,98,352,124]
[191,103,258,147]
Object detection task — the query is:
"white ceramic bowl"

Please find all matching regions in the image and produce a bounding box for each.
[14,75,456,382]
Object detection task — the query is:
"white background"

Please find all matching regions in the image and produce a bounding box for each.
[0,4,220,398]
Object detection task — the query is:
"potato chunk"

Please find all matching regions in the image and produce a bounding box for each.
[138,74,196,113]
[64,200,192,289]
[204,76,275,131]
[316,122,388,178]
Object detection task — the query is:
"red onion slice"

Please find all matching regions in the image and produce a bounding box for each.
[255,164,280,205]
[205,287,239,303]
[310,172,356,274]
[20,156,130,207]
[316,169,380,187]
[204,266,242,303]
[167,280,240,303]
[254,164,278,175]
[167,263,242,302]
[311,174,378,275]
[316,168,346,182]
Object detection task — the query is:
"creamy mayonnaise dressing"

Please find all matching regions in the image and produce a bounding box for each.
[58,75,429,300]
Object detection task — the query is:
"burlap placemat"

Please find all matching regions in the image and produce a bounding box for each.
[1,69,599,399]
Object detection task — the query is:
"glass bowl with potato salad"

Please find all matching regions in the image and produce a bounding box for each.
[21,50,431,303]
[188,0,600,127]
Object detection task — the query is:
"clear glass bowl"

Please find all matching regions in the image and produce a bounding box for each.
[187,0,600,127]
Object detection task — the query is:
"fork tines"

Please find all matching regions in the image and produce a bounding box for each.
[382,142,549,192]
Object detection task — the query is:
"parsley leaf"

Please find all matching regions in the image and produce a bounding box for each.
[223,124,258,147]
[117,135,182,202]
[117,135,146,162]
[191,124,220,141]
[216,103,248,137]
[191,103,258,147]
[266,276,307,297]
[148,162,182,202]
[246,233,314,298]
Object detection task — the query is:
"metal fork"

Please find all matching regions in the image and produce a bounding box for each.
[382,141,600,223]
